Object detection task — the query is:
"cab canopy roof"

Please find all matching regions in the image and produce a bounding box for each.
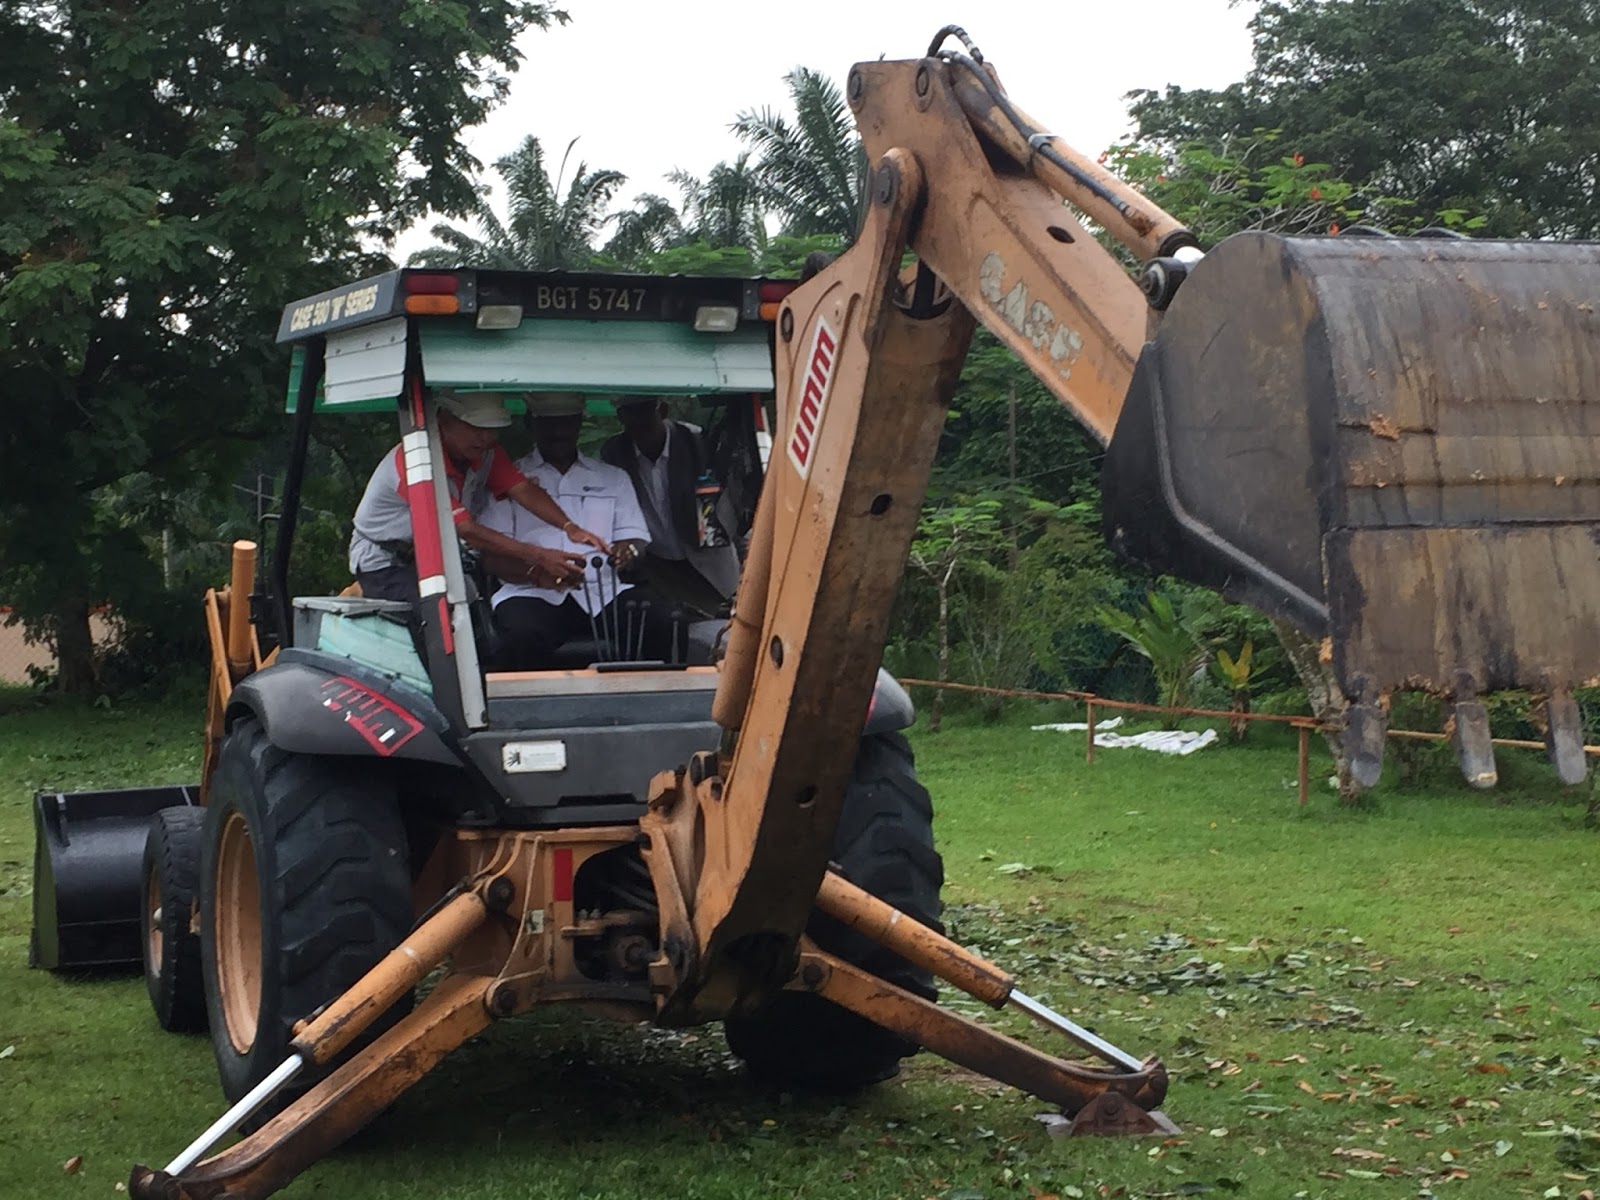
[280,267,792,411]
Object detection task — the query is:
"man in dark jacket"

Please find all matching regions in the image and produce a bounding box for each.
[601,396,740,614]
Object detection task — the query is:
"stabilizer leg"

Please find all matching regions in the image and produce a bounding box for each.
[130,974,492,1200]
[810,871,1173,1130]
[794,947,1171,1123]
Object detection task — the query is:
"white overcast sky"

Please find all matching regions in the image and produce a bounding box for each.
[398,1,1258,257]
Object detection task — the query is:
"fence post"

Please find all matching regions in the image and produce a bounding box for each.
[1297,724,1310,807]
[1085,700,1096,765]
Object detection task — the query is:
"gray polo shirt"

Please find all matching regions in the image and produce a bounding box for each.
[348,441,524,573]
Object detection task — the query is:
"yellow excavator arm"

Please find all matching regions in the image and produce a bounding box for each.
[649,27,1600,1026]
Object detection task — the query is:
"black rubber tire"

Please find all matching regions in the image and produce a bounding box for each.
[200,718,412,1118]
[725,731,944,1089]
[142,806,208,1032]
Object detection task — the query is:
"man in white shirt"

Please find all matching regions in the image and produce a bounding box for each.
[348,390,603,603]
[479,393,683,668]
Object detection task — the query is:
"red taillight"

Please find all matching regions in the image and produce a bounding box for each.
[758,281,798,303]
[405,272,458,295]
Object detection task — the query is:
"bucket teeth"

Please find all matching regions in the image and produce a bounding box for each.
[1544,692,1590,787]
[1449,682,1498,789]
[1344,701,1389,791]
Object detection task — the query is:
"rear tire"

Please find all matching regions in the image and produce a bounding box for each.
[200,718,413,1119]
[725,731,944,1089]
[143,806,207,1033]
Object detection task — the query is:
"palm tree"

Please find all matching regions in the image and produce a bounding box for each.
[668,154,767,252]
[733,67,866,240]
[603,193,687,265]
[409,136,626,269]
[605,155,767,267]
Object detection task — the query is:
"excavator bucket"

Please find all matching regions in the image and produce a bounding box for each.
[1103,232,1600,787]
[30,786,200,970]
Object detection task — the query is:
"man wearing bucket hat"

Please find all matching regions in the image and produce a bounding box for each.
[479,392,685,667]
[348,389,608,604]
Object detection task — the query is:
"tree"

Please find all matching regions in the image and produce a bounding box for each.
[0,1,565,691]
[907,499,1007,732]
[734,67,866,240]
[605,155,767,268]
[668,156,768,254]
[1097,593,1208,710]
[410,135,625,269]
[1128,0,1600,238]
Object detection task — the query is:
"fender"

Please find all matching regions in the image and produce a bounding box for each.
[227,649,461,766]
[864,668,915,736]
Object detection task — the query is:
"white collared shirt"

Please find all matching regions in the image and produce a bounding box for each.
[635,435,687,560]
[479,451,649,614]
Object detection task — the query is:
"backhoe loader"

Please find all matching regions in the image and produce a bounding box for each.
[28,26,1599,1200]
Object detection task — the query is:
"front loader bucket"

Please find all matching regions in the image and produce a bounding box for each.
[1104,232,1600,784]
[31,786,200,970]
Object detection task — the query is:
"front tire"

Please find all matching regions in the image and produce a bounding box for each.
[725,731,944,1088]
[143,806,207,1033]
[200,719,413,1116]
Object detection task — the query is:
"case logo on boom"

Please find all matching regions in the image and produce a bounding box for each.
[787,317,838,478]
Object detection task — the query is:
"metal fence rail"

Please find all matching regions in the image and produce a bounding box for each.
[897,678,1600,805]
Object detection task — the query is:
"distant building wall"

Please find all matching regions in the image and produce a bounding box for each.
[0,608,117,685]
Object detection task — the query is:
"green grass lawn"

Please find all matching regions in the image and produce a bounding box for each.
[2,694,1598,1199]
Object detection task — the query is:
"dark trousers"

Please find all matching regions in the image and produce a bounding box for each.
[493,587,685,670]
[356,565,419,605]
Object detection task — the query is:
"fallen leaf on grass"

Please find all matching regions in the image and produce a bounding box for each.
[0,1044,14,1059]
[1474,1062,1509,1074]
[1495,1140,1514,1157]
[1333,1148,1386,1161]
[1296,1079,1316,1094]
[64,1156,83,1175]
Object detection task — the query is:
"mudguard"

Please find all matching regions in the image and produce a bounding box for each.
[227,649,461,766]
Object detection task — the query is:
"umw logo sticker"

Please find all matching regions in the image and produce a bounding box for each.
[786,317,838,478]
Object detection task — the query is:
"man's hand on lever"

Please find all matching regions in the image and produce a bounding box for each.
[608,538,646,568]
[523,544,587,590]
[561,521,611,557]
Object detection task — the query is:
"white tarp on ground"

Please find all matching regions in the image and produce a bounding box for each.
[1030,717,1220,757]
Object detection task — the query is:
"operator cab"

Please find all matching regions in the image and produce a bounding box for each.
[270,267,796,825]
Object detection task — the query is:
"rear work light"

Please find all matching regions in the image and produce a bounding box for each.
[475,305,523,330]
[693,304,739,333]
